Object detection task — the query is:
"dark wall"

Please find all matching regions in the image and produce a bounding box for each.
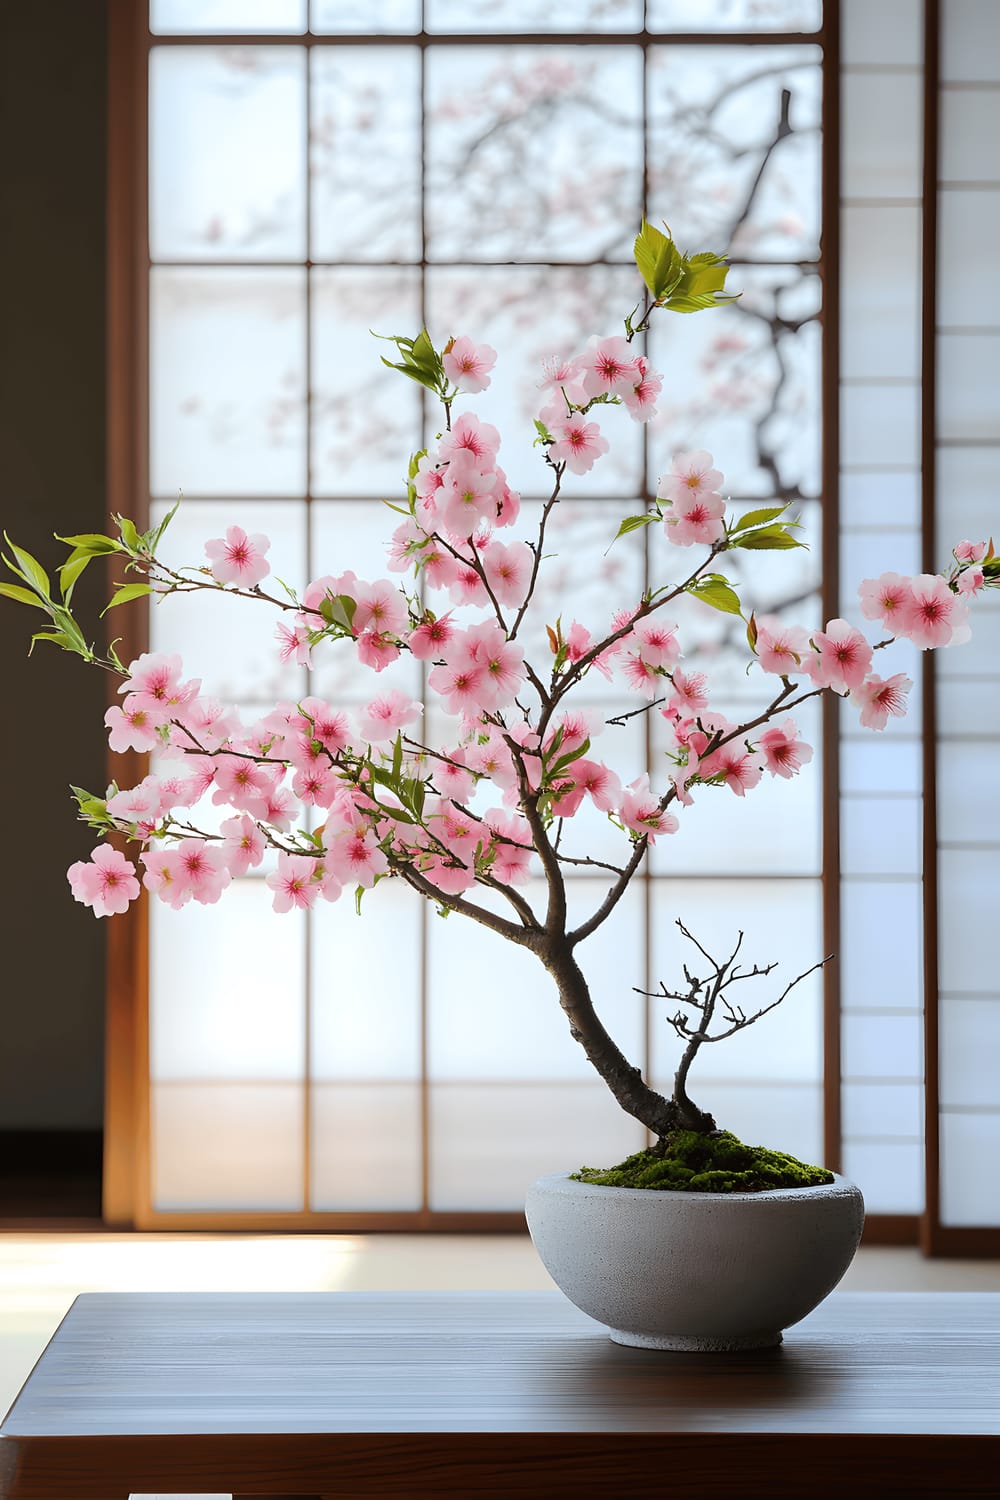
[0,3,108,1127]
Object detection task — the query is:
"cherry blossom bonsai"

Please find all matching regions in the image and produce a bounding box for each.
[3,223,995,1193]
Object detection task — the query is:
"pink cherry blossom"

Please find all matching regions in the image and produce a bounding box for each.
[464,621,526,709]
[438,412,500,467]
[434,749,476,805]
[248,782,298,831]
[212,756,280,811]
[174,696,240,752]
[425,854,476,895]
[292,762,340,808]
[464,729,517,791]
[484,809,533,885]
[356,690,423,743]
[68,845,141,917]
[357,630,402,672]
[388,517,428,573]
[437,466,498,539]
[105,697,166,753]
[701,742,764,798]
[957,568,985,595]
[664,489,726,548]
[294,698,350,755]
[352,579,408,637]
[275,618,314,668]
[899,573,971,649]
[427,656,488,717]
[408,613,457,660]
[757,718,814,779]
[447,559,490,608]
[443,336,497,393]
[578,335,639,399]
[548,415,610,475]
[754,616,810,676]
[493,468,521,529]
[119,652,200,714]
[657,451,724,508]
[858,572,915,633]
[326,824,389,888]
[220,814,266,876]
[106,779,162,827]
[572,759,622,812]
[204,525,271,587]
[538,353,589,408]
[808,619,874,694]
[175,840,232,905]
[140,848,190,909]
[621,652,663,699]
[850,672,913,731]
[633,618,680,668]
[667,668,709,716]
[954,540,987,563]
[621,355,663,422]
[425,798,480,865]
[565,621,592,664]
[482,539,532,609]
[619,774,679,843]
[267,853,320,912]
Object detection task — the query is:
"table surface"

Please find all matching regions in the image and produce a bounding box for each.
[4,1289,1000,1439]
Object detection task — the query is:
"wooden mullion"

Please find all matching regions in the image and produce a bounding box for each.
[103,0,151,1229]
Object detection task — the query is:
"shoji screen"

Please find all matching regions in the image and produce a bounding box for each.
[838,0,927,1215]
[933,0,1000,1239]
[137,0,831,1225]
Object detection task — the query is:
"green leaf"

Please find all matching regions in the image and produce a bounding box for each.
[0,581,48,609]
[732,527,806,551]
[319,592,358,631]
[660,249,740,314]
[150,497,181,552]
[733,505,790,533]
[679,250,731,297]
[56,532,120,554]
[391,733,404,785]
[355,884,365,916]
[633,220,683,301]
[29,629,76,653]
[380,357,442,393]
[101,582,154,614]
[613,512,659,541]
[117,516,141,552]
[59,552,92,599]
[687,579,743,616]
[3,535,50,598]
[550,737,591,779]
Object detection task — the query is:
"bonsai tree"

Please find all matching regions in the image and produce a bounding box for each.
[3,224,995,1191]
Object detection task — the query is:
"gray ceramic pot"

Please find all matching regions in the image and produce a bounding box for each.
[525,1170,865,1351]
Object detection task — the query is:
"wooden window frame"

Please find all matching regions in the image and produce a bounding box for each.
[105,0,942,1244]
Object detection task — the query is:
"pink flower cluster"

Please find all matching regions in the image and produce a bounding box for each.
[62,302,996,927]
[537,335,663,476]
[657,451,727,547]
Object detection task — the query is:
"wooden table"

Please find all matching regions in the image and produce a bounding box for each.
[1,1290,998,1498]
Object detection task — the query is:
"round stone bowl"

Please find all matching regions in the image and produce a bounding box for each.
[525,1170,865,1352]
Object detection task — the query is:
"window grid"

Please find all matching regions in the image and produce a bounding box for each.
[143,2,833,1223]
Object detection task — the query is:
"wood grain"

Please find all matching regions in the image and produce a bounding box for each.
[1,1292,999,1497]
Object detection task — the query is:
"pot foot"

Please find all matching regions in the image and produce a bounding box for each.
[608,1327,783,1352]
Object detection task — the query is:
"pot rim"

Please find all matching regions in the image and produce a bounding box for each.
[528,1169,862,1206]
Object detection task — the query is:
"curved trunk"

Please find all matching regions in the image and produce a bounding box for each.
[536,937,715,1143]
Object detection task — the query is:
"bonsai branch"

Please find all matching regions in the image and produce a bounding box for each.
[638,921,833,1134]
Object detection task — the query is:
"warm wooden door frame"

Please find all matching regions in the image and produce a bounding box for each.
[103,0,929,1244]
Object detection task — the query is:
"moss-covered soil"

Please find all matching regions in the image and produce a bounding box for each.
[571,1129,835,1193]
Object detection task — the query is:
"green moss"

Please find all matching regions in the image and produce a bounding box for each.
[570,1129,834,1193]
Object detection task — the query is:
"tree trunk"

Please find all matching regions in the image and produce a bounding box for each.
[537,937,689,1142]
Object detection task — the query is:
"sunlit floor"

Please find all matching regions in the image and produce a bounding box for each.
[2,1234,999,1500]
